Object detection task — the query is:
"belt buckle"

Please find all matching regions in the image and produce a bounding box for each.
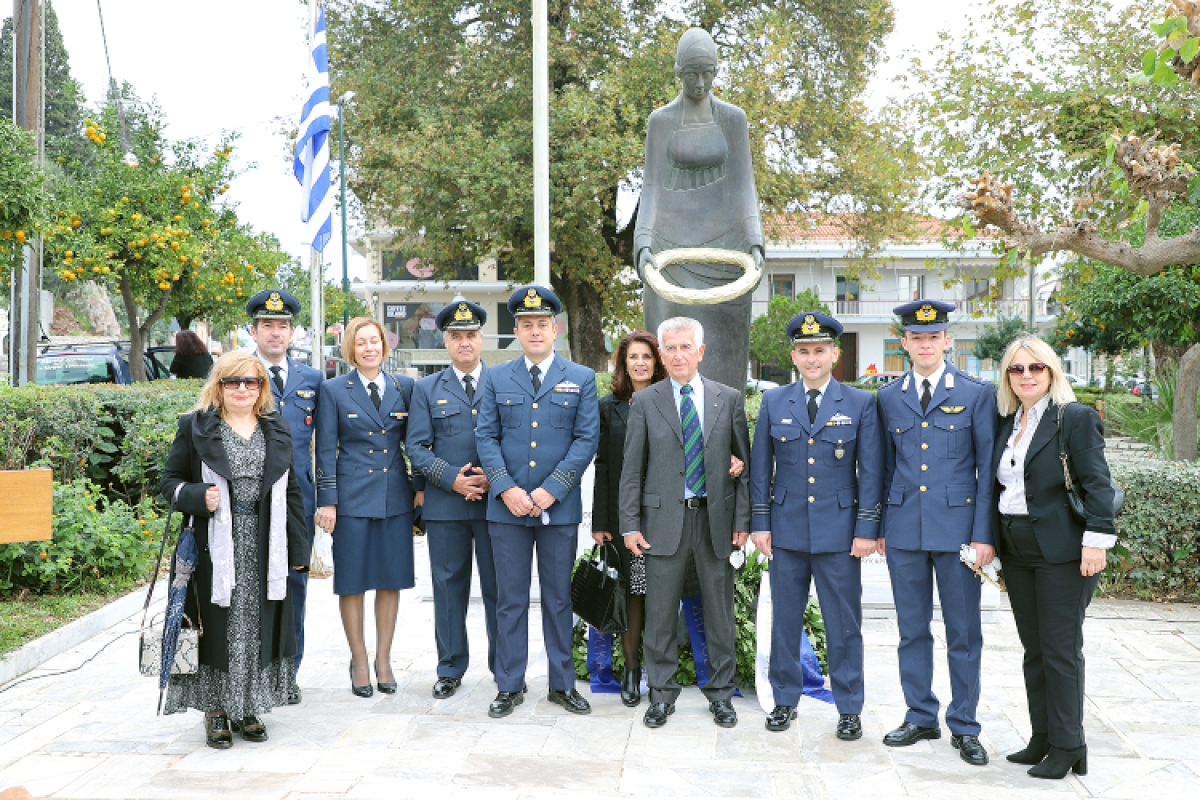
[685,497,704,509]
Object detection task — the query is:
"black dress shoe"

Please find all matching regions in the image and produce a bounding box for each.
[620,666,641,708]
[488,687,527,718]
[286,687,302,705]
[952,734,989,766]
[349,661,373,698]
[1028,745,1087,779]
[709,699,738,728]
[836,714,863,741]
[204,714,233,750]
[1006,733,1050,765]
[883,721,941,747]
[432,677,462,699]
[547,688,592,715]
[765,705,797,732]
[643,701,675,728]
[374,661,397,694]
[231,715,268,743]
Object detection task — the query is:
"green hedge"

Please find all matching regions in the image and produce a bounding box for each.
[1105,461,1200,599]
[0,382,200,506]
[572,551,827,688]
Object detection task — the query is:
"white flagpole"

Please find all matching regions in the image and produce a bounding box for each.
[532,0,550,287]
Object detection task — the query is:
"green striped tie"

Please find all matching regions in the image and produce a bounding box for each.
[680,385,706,496]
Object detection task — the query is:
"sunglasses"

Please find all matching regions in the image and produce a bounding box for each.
[219,376,264,390]
[1006,363,1048,376]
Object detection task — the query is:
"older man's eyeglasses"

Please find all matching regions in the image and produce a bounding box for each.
[219,376,264,390]
[1006,363,1048,376]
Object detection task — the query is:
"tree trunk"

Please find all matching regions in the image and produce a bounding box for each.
[552,271,609,371]
[1173,344,1200,461]
[175,311,195,331]
[119,271,170,383]
[1152,340,1189,367]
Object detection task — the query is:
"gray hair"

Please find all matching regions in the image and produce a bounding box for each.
[656,316,704,347]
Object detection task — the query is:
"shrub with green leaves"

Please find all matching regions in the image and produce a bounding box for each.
[1105,461,1200,599]
[0,479,163,595]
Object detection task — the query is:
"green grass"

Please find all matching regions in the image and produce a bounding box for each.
[0,581,142,658]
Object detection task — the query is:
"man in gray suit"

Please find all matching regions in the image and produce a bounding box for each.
[619,316,751,729]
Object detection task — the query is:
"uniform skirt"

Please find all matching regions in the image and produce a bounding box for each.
[332,513,415,595]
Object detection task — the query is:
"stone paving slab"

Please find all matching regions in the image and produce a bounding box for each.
[2,536,1200,799]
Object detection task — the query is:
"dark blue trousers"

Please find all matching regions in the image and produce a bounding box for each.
[427,519,499,679]
[769,547,864,713]
[886,546,983,735]
[488,522,578,693]
[289,516,315,673]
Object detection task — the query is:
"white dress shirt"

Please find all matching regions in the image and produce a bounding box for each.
[256,351,288,389]
[523,352,555,383]
[451,363,483,394]
[356,370,386,400]
[996,394,1116,549]
[801,376,832,410]
[911,362,947,399]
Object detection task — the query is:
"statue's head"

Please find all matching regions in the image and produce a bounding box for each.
[674,28,719,101]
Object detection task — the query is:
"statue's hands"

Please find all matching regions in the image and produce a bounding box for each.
[637,248,658,282]
[751,245,765,272]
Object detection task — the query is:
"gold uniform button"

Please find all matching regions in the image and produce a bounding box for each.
[531,442,537,448]
[950,425,955,430]
[921,421,929,428]
[895,428,901,433]
[368,432,373,436]
[532,402,539,409]
[808,477,815,484]
[781,437,787,442]
[808,496,815,503]
[383,449,388,454]
[383,468,388,473]
[808,438,815,445]
[368,469,374,474]
[280,400,286,406]
[529,461,536,467]
[472,409,478,415]
[920,485,927,492]
[921,464,928,471]
[921,443,929,450]
[369,449,374,454]
[808,457,814,465]
[966,498,972,503]
[532,421,539,428]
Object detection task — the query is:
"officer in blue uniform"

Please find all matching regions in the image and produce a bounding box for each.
[876,299,997,766]
[246,288,323,703]
[406,297,499,699]
[476,285,600,718]
[750,311,882,738]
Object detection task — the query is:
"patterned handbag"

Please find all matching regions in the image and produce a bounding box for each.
[138,494,203,676]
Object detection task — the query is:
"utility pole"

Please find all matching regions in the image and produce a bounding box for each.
[9,0,43,385]
[532,0,549,287]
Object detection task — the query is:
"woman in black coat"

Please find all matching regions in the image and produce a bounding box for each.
[170,330,214,380]
[591,330,744,707]
[159,351,309,749]
[991,336,1117,780]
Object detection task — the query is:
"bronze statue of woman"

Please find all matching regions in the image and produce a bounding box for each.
[634,27,765,390]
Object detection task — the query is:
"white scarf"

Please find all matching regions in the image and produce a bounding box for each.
[201,461,290,607]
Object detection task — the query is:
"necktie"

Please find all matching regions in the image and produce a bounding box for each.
[920,378,932,413]
[806,388,821,425]
[270,365,284,395]
[369,381,381,411]
[463,374,475,404]
[680,385,706,497]
[530,364,542,393]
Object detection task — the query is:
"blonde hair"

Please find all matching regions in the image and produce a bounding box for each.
[195,351,276,416]
[996,335,1077,416]
[343,316,390,368]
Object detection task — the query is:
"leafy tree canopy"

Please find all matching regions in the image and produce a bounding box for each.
[0,1,84,148]
[0,119,46,284]
[749,289,829,370]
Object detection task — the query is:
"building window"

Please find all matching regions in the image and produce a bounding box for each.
[897,274,924,301]
[496,302,517,349]
[770,275,794,300]
[836,276,860,314]
[963,277,991,300]
[381,251,479,282]
[884,338,908,373]
[382,302,444,349]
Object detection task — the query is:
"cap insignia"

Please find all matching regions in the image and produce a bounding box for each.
[265,292,284,312]
[454,302,472,322]
[915,304,937,322]
[800,315,820,336]
[523,288,542,309]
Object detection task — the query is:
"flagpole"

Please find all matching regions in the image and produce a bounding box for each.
[532,0,549,287]
[308,0,323,371]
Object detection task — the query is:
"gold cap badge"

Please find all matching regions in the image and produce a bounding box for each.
[454,302,472,321]
[265,292,284,312]
[915,304,937,322]
[800,315,820,336]
[523,288,542,308]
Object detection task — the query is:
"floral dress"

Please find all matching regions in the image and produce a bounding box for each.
[164,422,298,718]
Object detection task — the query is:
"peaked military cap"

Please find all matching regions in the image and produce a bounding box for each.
[894,298,955,333]
[508,284,561,317]
[436,296,487,331]
[787,310,842,343]
[246,288,300,321]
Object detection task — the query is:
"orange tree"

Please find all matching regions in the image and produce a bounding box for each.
[43,101,288,380]
[0,119,45,287]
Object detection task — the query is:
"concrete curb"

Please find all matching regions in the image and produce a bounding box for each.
[0,580,164,687]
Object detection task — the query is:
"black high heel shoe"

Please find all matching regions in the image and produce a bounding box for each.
[375,660,397,694]
[349,660,374,698]
[620,663,641,707]
[1028,745,1087,779]
[1007,733,1050,765]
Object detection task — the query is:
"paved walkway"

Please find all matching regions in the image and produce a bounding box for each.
[3,538,1200,799]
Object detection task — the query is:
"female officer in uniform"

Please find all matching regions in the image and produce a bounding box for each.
[315,316,418,697]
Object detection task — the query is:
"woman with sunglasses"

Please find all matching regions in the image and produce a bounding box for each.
[160,352,310,749]
[992,336,1117,780]
[314,316,418,698]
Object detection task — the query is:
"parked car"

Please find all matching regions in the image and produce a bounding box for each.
[35,341,164,386]
[856,371,906,387]
[1063,373,1087,386]
[746,377,781,393]
[1131,378,1158,400]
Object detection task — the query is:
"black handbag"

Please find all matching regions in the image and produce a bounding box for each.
[1057,403,1125,523]
[570,542,629,634]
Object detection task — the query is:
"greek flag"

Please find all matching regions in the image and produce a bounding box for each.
[294,5,333,253]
